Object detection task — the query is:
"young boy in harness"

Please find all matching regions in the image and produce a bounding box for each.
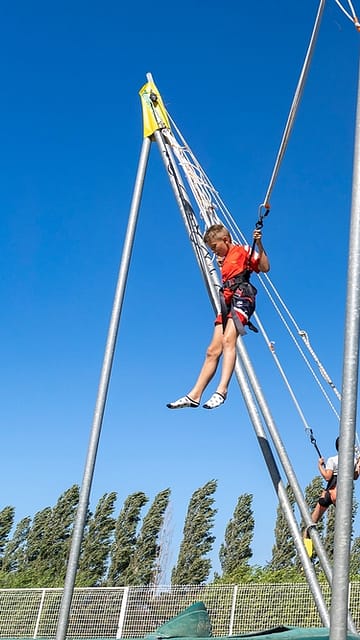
[167,223,270,410]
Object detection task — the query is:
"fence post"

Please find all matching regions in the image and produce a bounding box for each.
[33,588,46,639]
[229,585,238,635]
[116,587,130,639]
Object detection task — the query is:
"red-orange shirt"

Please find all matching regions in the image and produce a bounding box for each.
[221,244,260,304]
[221,244,260,281]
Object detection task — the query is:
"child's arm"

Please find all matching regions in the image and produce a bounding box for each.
[253,229,270,273]
[318,457,333,482]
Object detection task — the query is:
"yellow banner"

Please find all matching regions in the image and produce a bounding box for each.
[139,81,170,138]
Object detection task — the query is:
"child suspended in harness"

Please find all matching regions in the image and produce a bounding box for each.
[167,223,270,410]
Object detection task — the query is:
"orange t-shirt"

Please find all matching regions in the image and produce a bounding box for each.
[221,244,260,281]
[221,244,259,304]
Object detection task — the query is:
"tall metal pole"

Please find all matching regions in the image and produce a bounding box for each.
[330,61,360,640]
[232,355,330,626]
[55,137,152,640]
[236,338,357,631]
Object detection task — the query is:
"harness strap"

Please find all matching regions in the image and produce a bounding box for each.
[219,270,258,334]
[222,270,250,291]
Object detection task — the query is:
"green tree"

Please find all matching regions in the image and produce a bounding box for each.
[46,485,79,583]
[26,486,79,585]
[0,506,15,568]
[128,488,171,585]
[2,516,31,573]
[171,479,217,585]
[270,485,296,570]
[219,493,254,576]
[26,507,52,570]
[350,535,360,578]
[77,492,117,586]
[107,492,148,586]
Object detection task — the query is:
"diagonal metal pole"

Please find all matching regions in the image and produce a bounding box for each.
[55,136,152,640]
[330,59,360,640]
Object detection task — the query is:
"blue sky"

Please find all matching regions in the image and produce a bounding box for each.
[1,1,360,579]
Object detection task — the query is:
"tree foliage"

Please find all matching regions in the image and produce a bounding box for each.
[77,492,117,586]
[127,488,171,585]
[2,516,31,573]
[107,491,148,586]
[270,485,296,570]
[219,493,254,576]
[171,479,217,585]
[0,506,15,568]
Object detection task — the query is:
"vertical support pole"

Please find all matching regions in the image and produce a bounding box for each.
[116,587,130,639]
[55,137,152,640]
[229,585,238,636]
[233,354,331,627]
[330,60,360,640]
[33,588,46,639]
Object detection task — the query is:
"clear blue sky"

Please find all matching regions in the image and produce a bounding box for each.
[1,1,360,579]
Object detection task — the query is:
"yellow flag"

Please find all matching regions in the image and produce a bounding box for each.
[139,81,170,138]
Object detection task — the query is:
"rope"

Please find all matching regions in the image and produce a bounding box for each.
[334,0,360,29]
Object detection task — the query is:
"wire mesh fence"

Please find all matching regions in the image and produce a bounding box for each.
[0,583,355,639]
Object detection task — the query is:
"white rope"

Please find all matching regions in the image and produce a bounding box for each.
[334,0,360,27]
[261,273,342,400]
[256,274,341,420]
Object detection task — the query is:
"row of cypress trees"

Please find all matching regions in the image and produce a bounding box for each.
[1,477,360,588]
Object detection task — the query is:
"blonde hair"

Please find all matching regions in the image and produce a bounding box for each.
[203,224,231,245]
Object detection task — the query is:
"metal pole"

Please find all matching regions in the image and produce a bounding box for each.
[55,137,152,640]
[233,354,330,626]
[236,338,357,632]
[330,60,360,640]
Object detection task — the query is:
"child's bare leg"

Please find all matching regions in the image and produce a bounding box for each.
[187,324,224,402]
[215,319,238,397]
[202,320,239,410]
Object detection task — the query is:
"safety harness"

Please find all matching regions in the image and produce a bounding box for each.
[219,269,258,334]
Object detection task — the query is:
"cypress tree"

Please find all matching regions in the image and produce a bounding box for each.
[270,485,296,570]
[219,493,254,576]
[77,492,117,586]
[171,479,217,585]
[47,484,80,583]
[107,491,148,586]
[0,506,15,568]
[128,488,171,585]
[2,516,31,573]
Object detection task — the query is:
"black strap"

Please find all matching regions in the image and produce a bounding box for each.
[222,270,250,291]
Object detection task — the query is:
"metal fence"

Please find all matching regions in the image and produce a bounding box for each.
[1,583,360,639]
